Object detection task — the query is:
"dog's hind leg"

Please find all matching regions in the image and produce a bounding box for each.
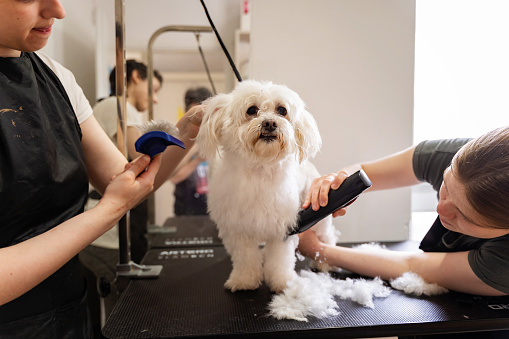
[263,235,299,293]
[222,236,264,292]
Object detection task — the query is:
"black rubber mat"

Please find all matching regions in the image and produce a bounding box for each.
[147,216,221,248]
[102,246,509,338]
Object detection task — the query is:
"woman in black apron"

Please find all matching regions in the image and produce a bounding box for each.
[0,1,200,337]
[0,48,94,337]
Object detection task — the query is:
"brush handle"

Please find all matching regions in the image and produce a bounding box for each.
[135,131,185,158]
[288,170,372,235]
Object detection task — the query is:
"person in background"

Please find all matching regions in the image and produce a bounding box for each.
[298,126,509,338]
[0,1,202,337]
[94,60,163,161]
[79,60,163,337]
[171,87,213,216]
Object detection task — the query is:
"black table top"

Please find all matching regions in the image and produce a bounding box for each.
[147,216,222,248]
[103,243,509,339]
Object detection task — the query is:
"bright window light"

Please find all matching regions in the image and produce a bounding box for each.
[414,0,509,143]
[412,0,509,237]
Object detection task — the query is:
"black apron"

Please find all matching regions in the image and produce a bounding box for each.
[0,53,91,338]
[419,216,487,252]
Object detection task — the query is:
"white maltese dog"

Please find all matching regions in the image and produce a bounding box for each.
[196,80,337,293]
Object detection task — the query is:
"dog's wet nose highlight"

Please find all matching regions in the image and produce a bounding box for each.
[262,119,278,132]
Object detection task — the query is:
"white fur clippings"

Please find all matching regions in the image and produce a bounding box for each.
[390,272,449,296]
[268,270,391,322]
[196,80,337,293]
[269,242,448,321]
[352,243,449,296]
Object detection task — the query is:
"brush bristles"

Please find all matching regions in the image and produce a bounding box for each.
[137,119,180,137]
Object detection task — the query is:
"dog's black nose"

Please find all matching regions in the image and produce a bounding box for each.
[262,119,277,132]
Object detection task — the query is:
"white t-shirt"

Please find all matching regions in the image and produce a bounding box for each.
[92,96,144,145]
[36,52,93,124]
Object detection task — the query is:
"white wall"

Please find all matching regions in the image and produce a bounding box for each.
[250,0,416,242]
[42,0,97,104]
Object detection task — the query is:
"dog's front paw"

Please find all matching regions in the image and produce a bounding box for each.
[224,275,262,292]
[266,270,298,294]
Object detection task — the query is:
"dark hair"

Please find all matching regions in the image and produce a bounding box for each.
[184,87,213,111]
[109,59,163,95]
[452,126,509,229]
[154,70,163,88]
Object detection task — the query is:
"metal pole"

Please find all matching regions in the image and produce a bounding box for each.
[114,0,130,266]
[115,0,162,281]
[147,25,212,120]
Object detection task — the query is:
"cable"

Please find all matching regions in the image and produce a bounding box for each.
[195,33,217,95]
[200,0,243,82]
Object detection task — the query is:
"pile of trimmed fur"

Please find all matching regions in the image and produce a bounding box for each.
[268,243,448,322]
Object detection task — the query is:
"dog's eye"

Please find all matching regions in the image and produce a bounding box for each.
[277,106,287,116]
[246,106,258,116]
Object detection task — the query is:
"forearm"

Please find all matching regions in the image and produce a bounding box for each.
[300,231,414,280]
[1,154,159,306]
[0,203,122,306]
[317,243,505,296]
[170,157,202,185]
[82,116,128,195]
[360,146,420,191]
[153,106,202,189]
[154,145,191,189]
[320,244,413,280]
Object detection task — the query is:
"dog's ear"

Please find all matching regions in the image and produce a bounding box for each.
[196,93,231,159]
[294,108,322,163]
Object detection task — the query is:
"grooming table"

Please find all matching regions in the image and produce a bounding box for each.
[147,216,221,248]
[102,244,509,338]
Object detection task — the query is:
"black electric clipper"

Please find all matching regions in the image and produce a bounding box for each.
[289,169,372,235]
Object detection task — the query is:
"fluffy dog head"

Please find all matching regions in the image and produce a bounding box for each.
[196,80,322,164]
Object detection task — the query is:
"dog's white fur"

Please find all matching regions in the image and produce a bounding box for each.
[196,80,337,293]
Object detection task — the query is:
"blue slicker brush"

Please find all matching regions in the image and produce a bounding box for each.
[135,120,185,157]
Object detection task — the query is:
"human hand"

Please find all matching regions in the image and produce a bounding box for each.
[100,154,161,214]
[297,230,326,261]
[176,105,204,143]
[302,170,349,218]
